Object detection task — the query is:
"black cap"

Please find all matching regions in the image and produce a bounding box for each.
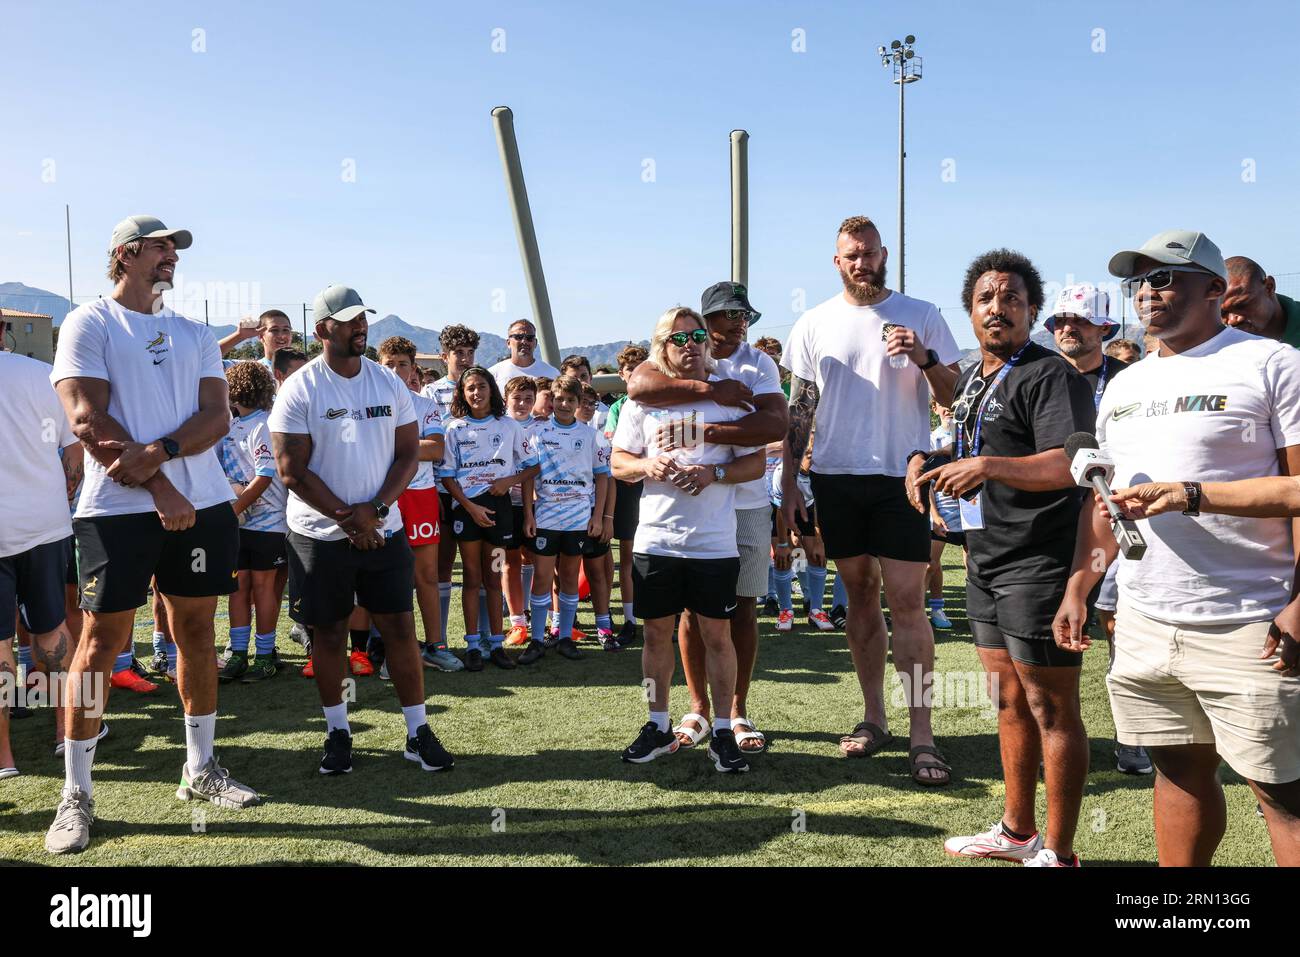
[701,281,761,325]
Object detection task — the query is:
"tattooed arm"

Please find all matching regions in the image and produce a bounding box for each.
[61,441,84,503]
[782,375,819,529]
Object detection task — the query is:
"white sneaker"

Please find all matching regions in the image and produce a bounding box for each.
[808,610,835,632]
[776,609,794,632]
[944,821,1043,861]
[1023,847,1080,867]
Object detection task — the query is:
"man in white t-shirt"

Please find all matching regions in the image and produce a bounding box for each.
[1054,229,1300,866]
[488,319,559,394]
[45,215,260,855]
[218,309,296,371]
[0,352,83,779]
[270,284,454,777]
[612,306,765,773]
[783,214,962,784]
[626,282,787,755]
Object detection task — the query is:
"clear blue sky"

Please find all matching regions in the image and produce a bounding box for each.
[3,0,1298,348]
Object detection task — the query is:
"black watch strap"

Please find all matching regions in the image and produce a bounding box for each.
[919,349,939,371]
[161,437,180,460]
[907,449,929,466]
[371,498,390,519]
[1182,481,1202,517]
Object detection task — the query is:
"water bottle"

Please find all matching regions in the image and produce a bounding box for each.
[882,323,910,369]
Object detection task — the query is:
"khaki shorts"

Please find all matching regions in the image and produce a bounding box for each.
[1108,598,1300,784]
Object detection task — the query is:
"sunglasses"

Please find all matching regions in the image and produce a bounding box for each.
[509,333,537,342]
[951,375,987,426]
[1120,265,1210,298]
[667,329,710,347]
[715,309,750,322]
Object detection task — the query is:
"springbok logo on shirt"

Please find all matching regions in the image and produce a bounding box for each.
[145,331,169,366]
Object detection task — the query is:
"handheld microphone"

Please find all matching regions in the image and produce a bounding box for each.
[1065,432,1146,560]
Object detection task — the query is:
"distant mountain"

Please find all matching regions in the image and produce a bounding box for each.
[0,282,74,324]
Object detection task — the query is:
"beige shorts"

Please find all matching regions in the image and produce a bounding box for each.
[1108,598,1300,784]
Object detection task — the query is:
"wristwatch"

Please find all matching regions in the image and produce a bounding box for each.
[713,465,726,483]
[906,449,929,466]
[1181,482,1202,517]
[918,349,940,371]
[370,498,390,520]
[160,437,181,460]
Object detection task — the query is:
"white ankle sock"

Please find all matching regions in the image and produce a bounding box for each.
[184,711,216,778]
[63,734,97,797]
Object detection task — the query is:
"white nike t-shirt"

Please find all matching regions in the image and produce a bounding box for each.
[268,356,416,541]
[713,341,785,510]
[51,298,235,518]
[783,291,961,476]
[1098,325,1300,624]
[0,354,76,556]
[489,356,559,395]
[612,396,756,559]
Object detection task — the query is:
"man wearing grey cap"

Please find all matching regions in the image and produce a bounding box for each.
[1053,229,1300,865]
[270,284,454,776]
[46,216,259,854]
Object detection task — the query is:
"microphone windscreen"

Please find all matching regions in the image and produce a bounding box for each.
[1064,431,1099,460]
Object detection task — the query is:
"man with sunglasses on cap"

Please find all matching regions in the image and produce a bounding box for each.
[1047,284,1150,777]
[1053,230,1300,866]
[45,215,261,854]
[489,319,559,395]
[626,281,787,755]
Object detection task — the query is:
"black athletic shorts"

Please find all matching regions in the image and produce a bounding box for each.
[613,479,643,542]
[438,492,460,541]
[75,504,239,613]
[237,529,288,572]
[512,504,525,549]
[1,535,73,639]
[64,545,78,586]
[772,502,818,538]
[632,553,738,621]
[286,530,414,627]
[967,575,1082,668]
[807,472,929,563]
[528,528,587,557]
[931,528,967,548]
[447,493,514,547]
[583,535,611,558]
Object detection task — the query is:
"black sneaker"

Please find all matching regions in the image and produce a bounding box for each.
[621,721,680,764]
[762,596,779,617]
[829,605,847,630]
[617,620,639,647]
[555,637,583,660]
[319,728,353,775]
[405,725,454,771]
[708,729,750,773]
[488,647,516,670]
[519,640,546,665]
[464,649,484,672]
[129,656,153,680]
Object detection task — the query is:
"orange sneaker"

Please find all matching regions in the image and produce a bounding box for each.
[349,649,374,676]
[504,624,529,647]
[571,626,586,642]
[302,656,315,678]
[110,669,158,693]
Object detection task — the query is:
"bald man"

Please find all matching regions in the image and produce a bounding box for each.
[1222,257,1300,348]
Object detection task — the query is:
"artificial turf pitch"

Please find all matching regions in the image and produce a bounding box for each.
[0,546,1274,866]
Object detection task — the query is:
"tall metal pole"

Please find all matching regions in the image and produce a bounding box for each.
[491,106,560,368]
[730,130,749,289]
[65,204,74,312]
[898,74,906,294]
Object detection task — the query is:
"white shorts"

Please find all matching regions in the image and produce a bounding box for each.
[735,507,771,599]
[1107,598,1300,784]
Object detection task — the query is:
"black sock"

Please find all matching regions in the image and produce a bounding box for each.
[350,629,369,654]
[1000,821,1035,843]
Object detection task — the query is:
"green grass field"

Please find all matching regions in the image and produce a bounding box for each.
[0,547,1275,866]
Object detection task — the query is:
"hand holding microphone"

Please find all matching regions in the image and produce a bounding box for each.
[1065,432,1147,560]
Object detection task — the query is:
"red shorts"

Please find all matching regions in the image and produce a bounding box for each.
[399,486,441,546]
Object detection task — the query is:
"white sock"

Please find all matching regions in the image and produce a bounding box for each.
[323,702,350,734]
[63,734,97,797]
[650,710,670,733]
[401,704,426,738]
[623,603,636,625]
[714,716,732,733]
[184,712,216,778]
[509,614,526,627]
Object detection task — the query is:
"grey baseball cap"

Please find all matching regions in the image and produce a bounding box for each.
[1107,229,1226,280]
[107,215,192,253]
[312,284,376,324]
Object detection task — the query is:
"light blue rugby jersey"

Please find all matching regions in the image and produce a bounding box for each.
[529,416,610,532]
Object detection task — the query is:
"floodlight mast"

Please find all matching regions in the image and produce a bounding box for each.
[879,37,922,294]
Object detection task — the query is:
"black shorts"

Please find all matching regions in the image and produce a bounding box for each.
[75,504,238,613]
[512,504,525,548]
[528,528,587,557]
[613,479,642,542]
[447,493,514,548]
[807,472,929,563]
[931,528,967,548]
[967,575,1082,668]
[583,535,610,558]
[632,553,738,621]
[438,492,460,541]
[772,502,818,538]
[238,529,287,571]
[64,545,79,586]
[286,530,414,627]
[1,536,73,639]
